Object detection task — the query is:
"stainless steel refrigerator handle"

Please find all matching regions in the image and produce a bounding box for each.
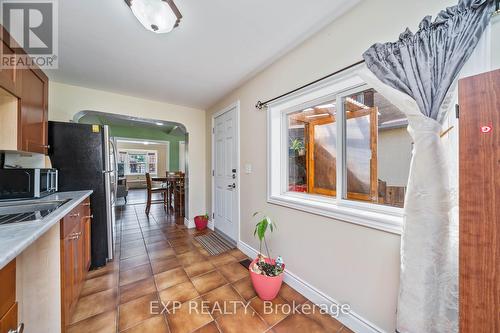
[102,170,113,174]
[109,139,119,192]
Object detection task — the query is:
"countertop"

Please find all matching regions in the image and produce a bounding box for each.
[0,190,93,270]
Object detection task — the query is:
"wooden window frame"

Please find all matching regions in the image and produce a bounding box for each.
[307,116,337,197]
[344,106,378,202]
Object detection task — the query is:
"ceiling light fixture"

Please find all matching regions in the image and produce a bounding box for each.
[125,0,182,34]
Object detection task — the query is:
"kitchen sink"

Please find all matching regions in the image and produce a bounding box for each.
[0,199,71,225]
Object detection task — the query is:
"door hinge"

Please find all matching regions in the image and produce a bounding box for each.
[212,213,215,219]
[455,104,460,119]
[212,128,215,134]
[212,170,215,176]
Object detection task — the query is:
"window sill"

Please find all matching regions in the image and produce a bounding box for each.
[268,193,403,235]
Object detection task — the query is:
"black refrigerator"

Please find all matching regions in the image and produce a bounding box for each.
[48,121,116,269]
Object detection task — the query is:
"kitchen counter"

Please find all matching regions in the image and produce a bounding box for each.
[0,190,93,269]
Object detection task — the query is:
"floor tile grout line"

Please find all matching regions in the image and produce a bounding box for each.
[138,204,174,333]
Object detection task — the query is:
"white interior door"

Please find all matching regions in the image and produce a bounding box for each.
[214,106,238,242]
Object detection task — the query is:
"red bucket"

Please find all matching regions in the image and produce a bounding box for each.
[194,215,208,230]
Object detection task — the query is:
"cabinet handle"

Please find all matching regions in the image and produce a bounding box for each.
[83,215,94,220]
[41,144,50,149]
[82,203,91,206]
[8,323,24,333]
[69,212,80,218]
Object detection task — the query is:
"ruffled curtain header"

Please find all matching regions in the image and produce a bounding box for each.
[363,0,495,122]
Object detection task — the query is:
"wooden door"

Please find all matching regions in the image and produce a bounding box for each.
[459,69,500,332]
[19,67,48,154]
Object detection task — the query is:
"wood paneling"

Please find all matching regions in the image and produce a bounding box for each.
[459,69,500,333]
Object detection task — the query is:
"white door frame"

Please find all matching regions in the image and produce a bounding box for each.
[179,141,186,172]
[211,101,241,243]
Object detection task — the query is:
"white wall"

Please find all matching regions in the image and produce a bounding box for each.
[49,81,206,220]
[206,0,457,331]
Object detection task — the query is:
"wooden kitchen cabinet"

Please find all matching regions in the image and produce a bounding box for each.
[0,260,18,333]
[60,198,92,332]
[0,24,49,155]
[19,67,49,154]
[0,27,22,97]
[0,303,18,333]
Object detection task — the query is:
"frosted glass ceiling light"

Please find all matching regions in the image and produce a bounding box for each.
[125,0,182,34]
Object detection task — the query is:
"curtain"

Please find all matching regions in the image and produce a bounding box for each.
[360,1,495,332]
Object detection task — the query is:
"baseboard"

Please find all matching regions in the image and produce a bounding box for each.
[237,241,386,333]
[184,218,195,229]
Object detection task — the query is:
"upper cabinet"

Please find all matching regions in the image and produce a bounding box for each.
[0,27,22,97]
[19,68,49,154]
[0,26,49,155]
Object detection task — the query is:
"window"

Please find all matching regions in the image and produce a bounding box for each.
[119,150,158,175]
[269,68,412,233]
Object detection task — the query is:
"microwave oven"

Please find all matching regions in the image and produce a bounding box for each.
[0,168,58,200]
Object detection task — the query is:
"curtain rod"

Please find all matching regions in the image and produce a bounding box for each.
[255,60,365,110]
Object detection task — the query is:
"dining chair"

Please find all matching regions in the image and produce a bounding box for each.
[145,173,167,215]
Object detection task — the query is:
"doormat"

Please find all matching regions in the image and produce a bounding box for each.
[195,232,236,256]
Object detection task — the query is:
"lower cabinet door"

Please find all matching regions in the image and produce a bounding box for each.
[61,234,74,329]
[83,218,91,271]
[0,303,18,333]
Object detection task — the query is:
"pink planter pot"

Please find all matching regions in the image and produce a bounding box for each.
[249,258,284,301]
[194,216,208,231]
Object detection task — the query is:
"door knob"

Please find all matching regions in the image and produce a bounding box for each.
[227,183,236,189]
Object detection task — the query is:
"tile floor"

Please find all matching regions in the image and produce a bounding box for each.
[67,204,353,333]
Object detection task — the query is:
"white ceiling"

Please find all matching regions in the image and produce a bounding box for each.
[46,0,359,109]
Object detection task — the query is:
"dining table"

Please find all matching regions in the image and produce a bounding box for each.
[152,175,185,213]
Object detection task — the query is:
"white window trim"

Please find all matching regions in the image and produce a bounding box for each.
[267,65,403,235]
[119,149,158,176]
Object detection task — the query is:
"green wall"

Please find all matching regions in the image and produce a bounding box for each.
[109,125,185,171]
[78,114,186,171]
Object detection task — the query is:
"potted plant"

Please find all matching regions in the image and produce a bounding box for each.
[249,212,285,301]
[290,138,305,156]
[194,214,209,231]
